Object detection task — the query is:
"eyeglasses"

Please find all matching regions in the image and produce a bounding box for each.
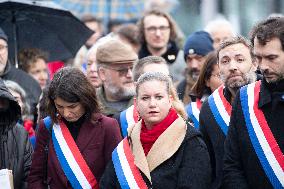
[145,26,170,33]
[103,65,133,77]
[0,44,7,54]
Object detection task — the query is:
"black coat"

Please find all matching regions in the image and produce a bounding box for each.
[222,79,284,188]
[1,62,41,114]
[199,87,232,189]
[0,78,33,189]
[100,118,211,189]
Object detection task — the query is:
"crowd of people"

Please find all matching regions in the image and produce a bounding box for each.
[0,7,283,189]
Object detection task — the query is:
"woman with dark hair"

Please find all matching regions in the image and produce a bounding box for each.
[100,72,211,189]
[28,67,122,189]
[186,51,223,128]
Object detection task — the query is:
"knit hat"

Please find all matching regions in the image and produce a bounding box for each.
[96,39,138,65]
[183,31,213,60]
[0,27,8,42]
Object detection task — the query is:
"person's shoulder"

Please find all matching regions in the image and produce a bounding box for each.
[184,124,206,146]
[92,113,118,128]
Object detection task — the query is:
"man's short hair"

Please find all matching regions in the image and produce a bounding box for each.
[217,35,254,62]
[249,16,284,51]
[132,56,167,82]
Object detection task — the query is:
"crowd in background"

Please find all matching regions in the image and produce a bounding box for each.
[0,4,284,189]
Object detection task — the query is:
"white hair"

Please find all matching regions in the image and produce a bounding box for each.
[204,18,235,35]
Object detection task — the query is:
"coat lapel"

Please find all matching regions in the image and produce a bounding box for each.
[129,122,152,182]
[146,116,186,172]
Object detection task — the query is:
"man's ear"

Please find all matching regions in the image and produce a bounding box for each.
[98,67,106,81]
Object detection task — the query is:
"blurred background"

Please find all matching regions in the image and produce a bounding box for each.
[53,0,284,37]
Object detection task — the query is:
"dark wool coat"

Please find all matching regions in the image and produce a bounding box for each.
[199,87,232,189]
[0,78,33,189]
[100,116,211,189]
[222,79,284,189]
[28,114,122,189]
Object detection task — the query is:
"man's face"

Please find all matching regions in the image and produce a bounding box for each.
[143,14,170,51]
[85,21,102,47]
[186,54,207,81]
[86,51,102,88]
[0,39,8,74]
[218,43,256,90]
[99,63,135,101]
[254,37,284,83]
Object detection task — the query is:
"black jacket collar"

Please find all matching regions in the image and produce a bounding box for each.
[138,41,179,64]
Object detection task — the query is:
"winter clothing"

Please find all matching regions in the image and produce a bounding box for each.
[0,78,33,189]
[28,113,122,189]
[139,41,186,82]
[199,87,232,189]
[100,115,211,189]
[183,31,214,60]
[222,79,284,189]
[96,39,138,65]
[1,61,41,114]
[96,87,133,117]
[176,73,196,104]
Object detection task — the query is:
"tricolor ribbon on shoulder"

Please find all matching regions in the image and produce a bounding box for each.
[52,121,98,189]
[186,98,202,129]
[112,138,148,189]
[208,86,232,135]
[120,104,139,137]
[240,81,284,188]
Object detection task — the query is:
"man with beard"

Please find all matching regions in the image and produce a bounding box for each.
[222,17,284,189]
[199,36,258,189]
[0,78,33,188]
[96,39,138,117]
[177,31,214,104]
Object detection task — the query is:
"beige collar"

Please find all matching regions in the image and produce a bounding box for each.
[128,116,187,182]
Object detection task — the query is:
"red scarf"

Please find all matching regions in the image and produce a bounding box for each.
[140,108,178,156]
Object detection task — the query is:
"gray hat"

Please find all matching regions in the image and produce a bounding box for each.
[96,39,138,65]
[0,27,8,42]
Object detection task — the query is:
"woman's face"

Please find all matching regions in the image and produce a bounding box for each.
[206,64,223,92]
[28,58,49,89]
[136,80,172,129]
[54,97,85,122]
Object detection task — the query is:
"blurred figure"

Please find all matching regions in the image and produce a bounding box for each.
[86,44,102,88]
[0,78,33,189]
[186,51,223,129]
[96,39,138,117]
[18,48,49,89]
[116,56,187,137]
[204,18,236,49]
[28,67,122,189]
[114,23,140,54]
[199,36,258,189]
[223,16,284,189]
[4,80,36,147]
[0,27,41,117]
[74,14,104,71]
[137,9,186,82]
[177,31,214,104]
[100,72,211,189]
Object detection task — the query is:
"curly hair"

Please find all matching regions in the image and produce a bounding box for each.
[47,67,100,123]
[249,16,284,50]
[18,48,48,72]
[137,9,178,45]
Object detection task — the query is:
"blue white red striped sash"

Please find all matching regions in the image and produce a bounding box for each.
[112,138,148,189]
[186,98,202,129]
[240,81,284,188]
[120,104,139,137]
[52,120,98,189]
[208,86,232,135]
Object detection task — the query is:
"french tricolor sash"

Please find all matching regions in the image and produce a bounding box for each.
[240,81,284,188]
[120,104,139,137]
[208,86,232,135]
[112,138,148,189]
[52,120,98,189]
[186,98,202,129]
